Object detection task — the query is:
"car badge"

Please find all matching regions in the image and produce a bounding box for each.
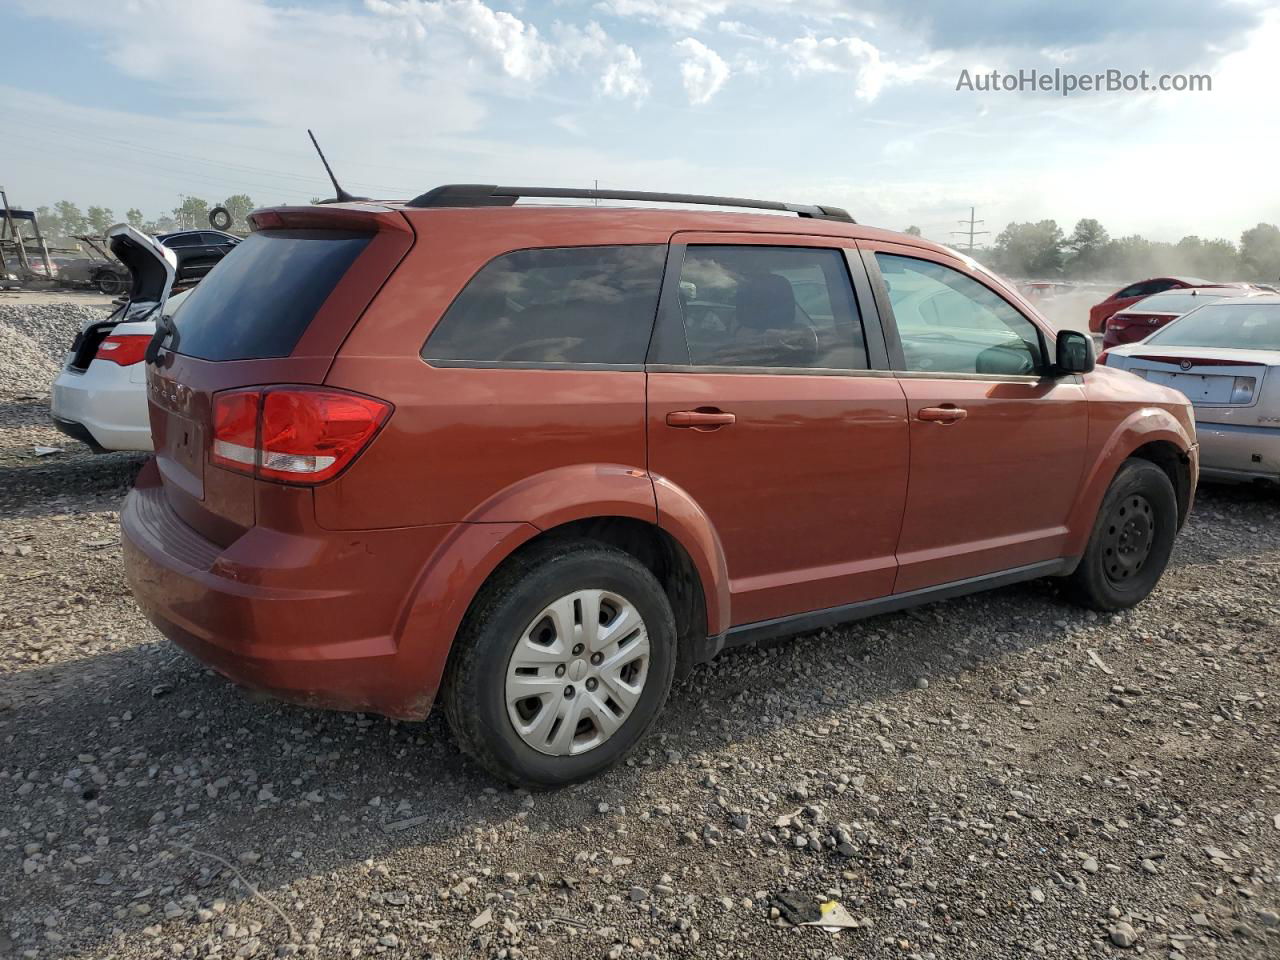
[1180,360,1193,370]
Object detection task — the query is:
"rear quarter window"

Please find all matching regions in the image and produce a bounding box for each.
[422,245,666,366]
[172,229,371,361]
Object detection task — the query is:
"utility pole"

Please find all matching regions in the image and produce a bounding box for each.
[951,206,989,252]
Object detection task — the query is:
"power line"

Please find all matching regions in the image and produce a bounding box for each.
[950,206,990,252]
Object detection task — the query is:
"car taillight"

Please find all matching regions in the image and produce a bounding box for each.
[1097,350,1110,366]
[94,334,151,366]
[210,386,391,484]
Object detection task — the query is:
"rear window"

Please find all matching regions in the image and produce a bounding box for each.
[1126,291,1227,315]
[172,229,371,361]
[423,245,665,366]
[1148,302,1280,350]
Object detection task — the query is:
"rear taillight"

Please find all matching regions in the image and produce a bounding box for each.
[94,334,151,366]
[1097,350,1110,366]
[210,386,391,484]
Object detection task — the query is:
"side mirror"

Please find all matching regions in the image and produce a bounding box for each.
[1055,329,1095,375]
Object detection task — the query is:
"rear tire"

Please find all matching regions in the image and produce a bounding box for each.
[1063,458,1177,611]
[443,540,676,788]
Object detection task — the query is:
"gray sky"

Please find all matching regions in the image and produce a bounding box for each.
[4,0,1277,243]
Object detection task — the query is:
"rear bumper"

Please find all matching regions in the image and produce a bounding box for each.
[1195,421,1280,484]
[51,362,153,452]
[121,460,468,719]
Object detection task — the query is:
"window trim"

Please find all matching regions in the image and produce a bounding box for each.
[861,244,1056,380]
[645,235,892,374]
[418,242,668,370]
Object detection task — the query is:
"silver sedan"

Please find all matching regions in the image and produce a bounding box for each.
[1101,295,1280,485]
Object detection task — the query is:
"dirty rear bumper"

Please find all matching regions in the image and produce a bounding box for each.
[121,460,461,719]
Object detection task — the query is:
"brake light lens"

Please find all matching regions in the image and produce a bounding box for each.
[94,334,151,366]
[210,387,390,484]
[1097,349,1110,366]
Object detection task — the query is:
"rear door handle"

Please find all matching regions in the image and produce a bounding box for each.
[917,405,967,423]
[666,409,736,429]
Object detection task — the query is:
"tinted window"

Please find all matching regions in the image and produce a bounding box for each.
[172,229,371,361]
[162,234,198,248]
[202,233,232,245]
[877,253,1043,375]
[424,245,665,365]
[1148,302,1280,350]
[677,246,866,369]
[1126,291,1228,314]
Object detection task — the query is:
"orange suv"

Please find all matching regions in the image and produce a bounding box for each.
[123,185,1199,787]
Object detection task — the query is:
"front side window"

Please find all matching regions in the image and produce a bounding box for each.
[423,245,665,365]
[877,253,1044,376]
[676,245,867,370]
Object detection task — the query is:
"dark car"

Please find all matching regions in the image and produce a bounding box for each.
[156,229,240,284]
[122,185,1198,787]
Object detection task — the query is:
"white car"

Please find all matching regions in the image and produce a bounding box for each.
[1101,294,1280,484]
[51,224,182,452]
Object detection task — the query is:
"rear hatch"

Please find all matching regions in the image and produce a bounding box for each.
[1120,346,1271,424]
[145,205,413,544]
[66,224,176,372]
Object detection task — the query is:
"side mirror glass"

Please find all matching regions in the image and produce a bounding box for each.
[1055,329,1095,375]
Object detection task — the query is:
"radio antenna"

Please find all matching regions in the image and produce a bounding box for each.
[308,129,366,203]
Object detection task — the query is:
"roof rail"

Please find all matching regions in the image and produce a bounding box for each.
[403,184,854,222]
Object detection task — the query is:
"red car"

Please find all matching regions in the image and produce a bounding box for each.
[1101,287,1252,349]
[1089,276,1216,333]
[122,185,1198,787]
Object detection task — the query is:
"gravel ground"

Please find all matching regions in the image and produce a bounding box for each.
[0,299,113,399]
[2,397,1279,960]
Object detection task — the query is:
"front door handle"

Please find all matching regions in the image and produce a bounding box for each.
[666,409,736,429]
[917,405,968,424]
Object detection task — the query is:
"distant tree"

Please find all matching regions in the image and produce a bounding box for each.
[1171,236,1240,280]
[310,196,323,205]
[34,205,60,238]
[86,206,115,236]
[992,220,1065,277]
[171,196,210,231]
[144,215,178,235]
[904,225,922,236]
[218,194,254,229]
[1064,218,1110,277]
[53,200,86,235]
[126,208,145,229]
[1240,223,1280,281]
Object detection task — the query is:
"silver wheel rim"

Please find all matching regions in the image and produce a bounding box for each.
[504,589,650,757]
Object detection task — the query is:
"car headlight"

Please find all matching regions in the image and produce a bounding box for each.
[1231,377,1255,404]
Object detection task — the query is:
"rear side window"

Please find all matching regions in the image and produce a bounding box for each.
[677,245,867,370]
[423,245,666,366]
[172,229,371,361]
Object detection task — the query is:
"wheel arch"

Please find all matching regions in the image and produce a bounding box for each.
[394,466,731,717]
[1064,408,1196,556]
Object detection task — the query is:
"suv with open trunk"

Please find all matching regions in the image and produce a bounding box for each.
[122,185,1199,787]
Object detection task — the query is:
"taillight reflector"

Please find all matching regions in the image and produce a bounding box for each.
[210,387,390,484]
[94,334,151,366]
[1097,349,1110,366]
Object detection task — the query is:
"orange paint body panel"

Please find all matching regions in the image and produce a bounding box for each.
[120,200,1198,722]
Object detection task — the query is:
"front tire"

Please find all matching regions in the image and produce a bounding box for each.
[443,541,676,788]
[1064,458,1178,611]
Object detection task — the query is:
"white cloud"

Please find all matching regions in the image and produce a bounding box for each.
[601,46,651,102]
[370,0,554,82]
[784,36,888,101]
[595,0,728,31]
[675,38,730,104]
